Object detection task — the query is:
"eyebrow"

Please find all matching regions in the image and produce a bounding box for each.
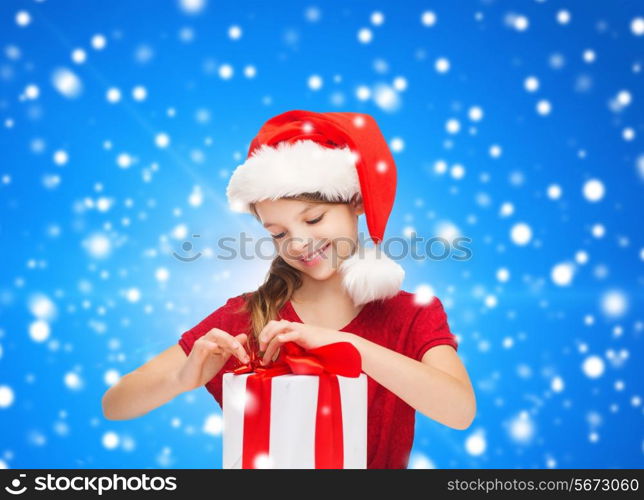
[263,202,318,228]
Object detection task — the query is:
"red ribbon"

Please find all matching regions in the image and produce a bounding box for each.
[224,341,362,468]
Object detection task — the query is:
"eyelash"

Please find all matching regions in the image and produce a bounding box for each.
[271,214,325,239]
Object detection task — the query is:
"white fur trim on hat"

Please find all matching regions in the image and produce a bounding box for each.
[226,140,361,213]
[339,244,405,307]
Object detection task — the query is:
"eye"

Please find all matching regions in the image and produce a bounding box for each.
[270,213,324,239]
[306,214,324,225]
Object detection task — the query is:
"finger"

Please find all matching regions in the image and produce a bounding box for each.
[212,331,250,363]
[204,327,246,343]
[261,323,293,362]
[274,331,299,344]
[231,335,250,363]
[195,338,225,357]
[204,327,227,339]
[234,333,250,362]
[203,328,235,348]
[257,321,279,352]
[261,325,296,365]
[258,320,290,352]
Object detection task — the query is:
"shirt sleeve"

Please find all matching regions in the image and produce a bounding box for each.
[177,297,245,407]
[408,296,458,361]
[178,297,235,356]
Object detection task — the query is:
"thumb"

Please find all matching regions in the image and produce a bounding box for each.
[235,333,248,344]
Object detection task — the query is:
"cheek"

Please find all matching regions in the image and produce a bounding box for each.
[323,214,357,236]
[327,221,358,260]
[275,241,295,260]
[333,238,357,260]
[333,226,357,259]
[269,239,288,260]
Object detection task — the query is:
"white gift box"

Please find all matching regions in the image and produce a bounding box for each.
[222,372,367,469]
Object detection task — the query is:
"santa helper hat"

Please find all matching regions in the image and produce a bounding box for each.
[226,110,405,307]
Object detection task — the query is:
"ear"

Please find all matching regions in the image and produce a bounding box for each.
[351,195,365,217]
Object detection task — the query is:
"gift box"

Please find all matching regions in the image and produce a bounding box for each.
[222,341,367,469]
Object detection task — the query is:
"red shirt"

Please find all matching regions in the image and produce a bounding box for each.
[178,289,459,469]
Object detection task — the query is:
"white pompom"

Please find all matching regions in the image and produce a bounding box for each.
[339,244,405,306]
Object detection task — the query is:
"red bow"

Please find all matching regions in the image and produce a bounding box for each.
[224,341,362,468]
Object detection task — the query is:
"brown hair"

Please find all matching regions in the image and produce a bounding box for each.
[235,191,358,352]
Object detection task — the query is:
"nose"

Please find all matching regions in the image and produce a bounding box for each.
[286,231,316,259]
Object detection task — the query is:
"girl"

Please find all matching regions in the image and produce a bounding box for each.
[102,110,476,469]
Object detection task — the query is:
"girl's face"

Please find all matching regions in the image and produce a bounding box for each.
[253,197,364,280]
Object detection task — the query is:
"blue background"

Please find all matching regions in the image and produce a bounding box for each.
[0,0,642,469]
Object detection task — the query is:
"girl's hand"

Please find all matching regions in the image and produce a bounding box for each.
[176,328,250,392]
[258,320,344,366]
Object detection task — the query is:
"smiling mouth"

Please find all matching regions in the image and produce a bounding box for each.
[300,242,331,262]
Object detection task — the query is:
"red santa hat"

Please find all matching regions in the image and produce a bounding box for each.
[226,110,405,306]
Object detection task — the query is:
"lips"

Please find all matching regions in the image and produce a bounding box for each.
[300,242,331,262]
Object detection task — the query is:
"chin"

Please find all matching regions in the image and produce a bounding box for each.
[299,263,337,281]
